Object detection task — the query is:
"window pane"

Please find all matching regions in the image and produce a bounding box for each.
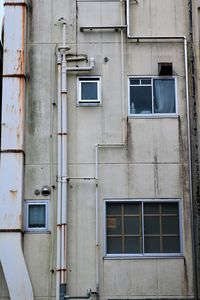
[130,79,140,85]
[124,237,141,253]
[144,236,160,253]
[162,203,179,214]
[144,216,160,234]
[141,79,151,85]
[107,237,122,254]
[163,237,180,253]
[107,217,122,234]
[29,205,46,228]
[130,86,152,114]
[124,203,140,214]
[81,82,98,100]
[124,216,140,234]
[144,203,159,214]
[153,79,175,114]
[162,216,179,234]
[107,203,121,215]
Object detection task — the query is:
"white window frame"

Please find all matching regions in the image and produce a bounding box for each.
[24,200,49,232]
[77,76,101,105]
[104,198,183,258]
[128,76,178,117]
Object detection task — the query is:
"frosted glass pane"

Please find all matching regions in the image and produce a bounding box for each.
[124,203,140,214]
[144,216,160,234]
[163,237,180,253]
[162,203,179,214]
[144,203,159,214]
[107,217,121,234]
[124,216,140,234]
[162,216,179,234]
[107,203,121,215]
[107,237,122,254]
[125,237,141,253]
[29,205,45,228]
[144,237,160,253]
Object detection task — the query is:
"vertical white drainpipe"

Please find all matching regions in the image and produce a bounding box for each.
[56,19,69,300]
[56,51,62,300]
[0,1,34,299]
[61,48,67,285]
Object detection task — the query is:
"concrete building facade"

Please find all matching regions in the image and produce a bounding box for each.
[0,0,199,300]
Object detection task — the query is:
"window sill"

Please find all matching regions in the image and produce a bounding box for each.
[77,102,102,107]
[103,255,184,260]
[24,230,51,234]
[128,114,179,119]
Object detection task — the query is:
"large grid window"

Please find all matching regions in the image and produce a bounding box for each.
[106,201,181,256]
[129,77,176,116]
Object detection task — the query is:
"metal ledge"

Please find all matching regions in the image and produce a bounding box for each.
[80,25,127,32]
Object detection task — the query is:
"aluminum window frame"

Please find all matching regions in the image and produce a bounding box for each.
[128,76,178,118]
[24,200,49,232]
[77,76,101,105]
[104,198,183,258]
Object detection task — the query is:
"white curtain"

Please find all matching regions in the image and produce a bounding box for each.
[154,79,175,114]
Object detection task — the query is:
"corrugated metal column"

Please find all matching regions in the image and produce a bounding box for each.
[0,0,34,299]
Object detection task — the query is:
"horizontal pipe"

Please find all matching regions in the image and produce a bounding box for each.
[4,2,27,7]
[127,36,186,40]
[67,57,95,72]
[0,149,25,154]
[2,74,26,78]
[96,143,125,148]
[80,25,127,32]
[65,290,96,300]
[0,229,23,232]
[67,56,87,62]
[67,66,93,71]
[67,177,97,180]
[108,299,196,300]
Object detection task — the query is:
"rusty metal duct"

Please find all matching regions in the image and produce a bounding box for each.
[0,0,34,299]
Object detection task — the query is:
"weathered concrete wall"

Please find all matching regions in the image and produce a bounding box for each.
[0,0,195,299]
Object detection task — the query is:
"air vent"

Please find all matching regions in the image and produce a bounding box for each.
[158,62,173,76]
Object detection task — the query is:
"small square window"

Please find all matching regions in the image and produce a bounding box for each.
[78,77,101,105]
[129,77,176,116]
[24,200,49,232]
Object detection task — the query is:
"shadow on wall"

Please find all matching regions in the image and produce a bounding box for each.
[0,41,3,147]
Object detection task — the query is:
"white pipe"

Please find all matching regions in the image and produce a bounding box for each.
[67,57,95,72]
[120,0,126,143]
[95,145,99,293]
[67,177,96,180]
[56,52,62,300]
[94,143,125,294]
[61,50,67,284]
[56,19,95,298]
[63,21,66,48]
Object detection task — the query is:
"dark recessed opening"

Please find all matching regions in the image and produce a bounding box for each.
[158,62,173,76]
